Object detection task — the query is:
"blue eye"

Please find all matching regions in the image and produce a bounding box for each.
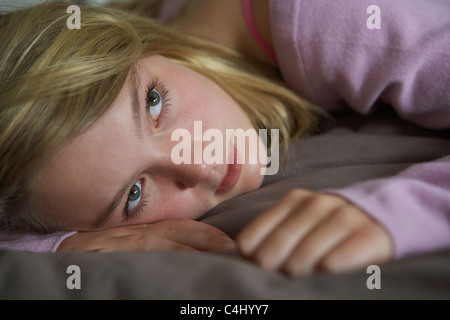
[127,181,142,212]
[146,89,162,122]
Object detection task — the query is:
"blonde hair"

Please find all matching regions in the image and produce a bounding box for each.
[0,0,329,233]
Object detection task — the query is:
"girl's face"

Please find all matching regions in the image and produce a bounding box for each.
[31,55,266,231]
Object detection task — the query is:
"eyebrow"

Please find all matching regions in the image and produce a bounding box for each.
[94,64,144,229]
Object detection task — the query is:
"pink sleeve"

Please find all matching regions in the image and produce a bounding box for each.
[0,231,77,253]
[270,0,450,129]
[328,156,450,259]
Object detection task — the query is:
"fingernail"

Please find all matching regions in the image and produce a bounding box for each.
[223,236,237,250]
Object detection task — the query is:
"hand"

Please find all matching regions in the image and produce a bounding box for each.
[57,218,236,253]
[236,189,393,277]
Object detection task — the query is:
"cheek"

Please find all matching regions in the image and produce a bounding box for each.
[241,162,265,193]
[136,191,214,224]
[175,79,214,126]
[175,70,249,130]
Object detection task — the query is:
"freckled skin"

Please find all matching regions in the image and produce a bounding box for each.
[32,55,266,231]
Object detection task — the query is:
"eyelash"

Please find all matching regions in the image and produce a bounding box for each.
[145,77,172,127]
[123,78,172,220]
[124,192,149,221]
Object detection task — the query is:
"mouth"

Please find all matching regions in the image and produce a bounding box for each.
[216,145,241,194]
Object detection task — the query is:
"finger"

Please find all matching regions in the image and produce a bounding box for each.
[145,219,236,252]
[280,207,362,277]
[316,223,393,274]
[96,233,198,253]
[246,194,338,270]
[169,226,236,252]
[237,189,313,255]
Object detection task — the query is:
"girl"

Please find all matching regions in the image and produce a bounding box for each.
[0,0,449,278]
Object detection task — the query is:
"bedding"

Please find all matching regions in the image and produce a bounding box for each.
[1,111,449,299]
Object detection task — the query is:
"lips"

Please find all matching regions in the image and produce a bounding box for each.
[216,145,241,194]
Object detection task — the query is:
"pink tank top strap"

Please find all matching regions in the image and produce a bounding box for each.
[242,0,278,64]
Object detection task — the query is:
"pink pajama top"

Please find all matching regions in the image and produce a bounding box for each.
[1,0,449,259]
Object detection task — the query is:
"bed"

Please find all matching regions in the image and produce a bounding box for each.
[1,110,449,300]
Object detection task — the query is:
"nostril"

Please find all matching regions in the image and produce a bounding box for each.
[172,161,213,189]
[175,181,189,190]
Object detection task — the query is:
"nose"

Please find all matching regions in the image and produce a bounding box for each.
[172,162,213,189]
[151,139,214,189]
